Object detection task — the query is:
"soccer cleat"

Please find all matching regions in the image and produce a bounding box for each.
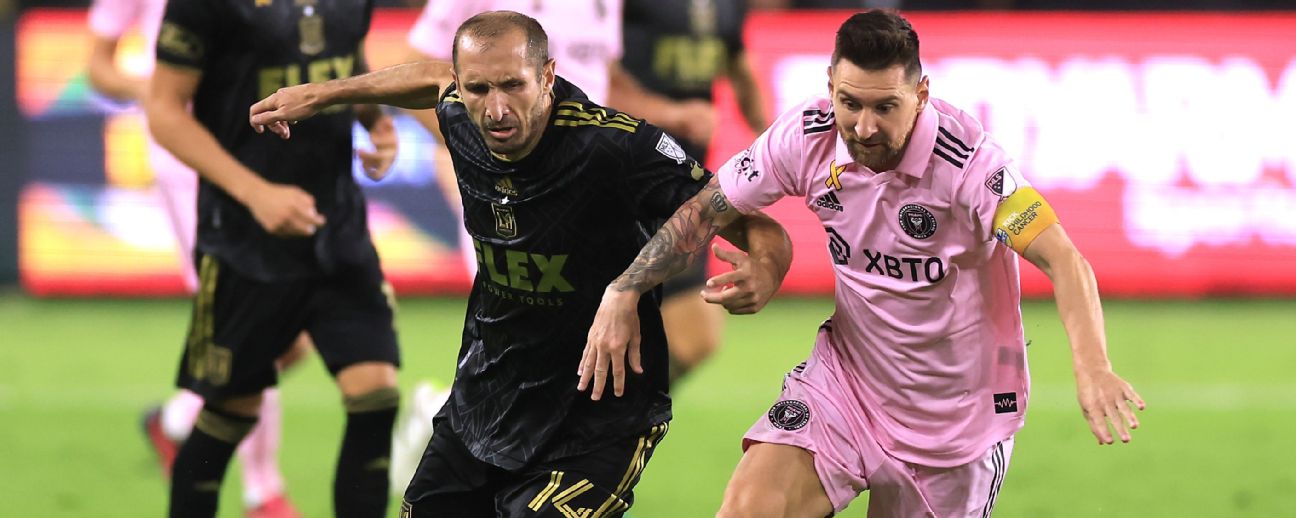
[141,405,180,478]
[389,381,451,494]
[245,494,302,518]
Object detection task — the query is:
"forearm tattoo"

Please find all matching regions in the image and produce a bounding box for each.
[611,178,730,293]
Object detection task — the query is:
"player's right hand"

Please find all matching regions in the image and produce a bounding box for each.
[249,83,324,139]
[579,288,644,401]
[247,182,326,237]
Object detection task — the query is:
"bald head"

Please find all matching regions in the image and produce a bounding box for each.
[452,10,550,74]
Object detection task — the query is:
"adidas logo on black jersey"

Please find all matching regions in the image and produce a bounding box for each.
[815,191,844,212]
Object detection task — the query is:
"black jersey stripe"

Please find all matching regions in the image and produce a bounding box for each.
[933,146,965,168]
[937,126,974,153]
[936,137,970,160]
[804,123,835,135]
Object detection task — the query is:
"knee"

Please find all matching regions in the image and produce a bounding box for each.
[717,482,787,518]
[337,361,398,397]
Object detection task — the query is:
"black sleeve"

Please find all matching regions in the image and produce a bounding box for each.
[621,124,713,220]
[155,0,219,69]
[726,2,748,56]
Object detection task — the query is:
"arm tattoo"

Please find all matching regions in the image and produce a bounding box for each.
[611,178,731,293]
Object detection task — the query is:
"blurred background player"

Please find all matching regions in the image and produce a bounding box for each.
[145,0,402,515]
[84,0,308,515]
[612,0,768,383]
[389,0,734,490]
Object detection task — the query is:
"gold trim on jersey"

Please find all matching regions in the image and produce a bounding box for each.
[442,91,462,104]
[185,255,231,386]
[554,101,639,133]
[528,471,565,511]
[591,422,669,517]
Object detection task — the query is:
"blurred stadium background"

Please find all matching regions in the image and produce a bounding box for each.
[0,0,1294,516]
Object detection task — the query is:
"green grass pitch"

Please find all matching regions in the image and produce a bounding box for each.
[1,294,1294,517]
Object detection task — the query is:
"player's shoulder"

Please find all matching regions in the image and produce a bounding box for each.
[928,98,995,169]
[551,99,645,137]
[927,98,1014,197]
[795,96,837,139]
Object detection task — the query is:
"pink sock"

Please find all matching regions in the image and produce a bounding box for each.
[238,388,286,507]
[160,390,204,442]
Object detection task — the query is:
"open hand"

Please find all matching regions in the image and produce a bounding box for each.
[701,244,779,314]
[578,289,643,400]
[1075,367,1146,445]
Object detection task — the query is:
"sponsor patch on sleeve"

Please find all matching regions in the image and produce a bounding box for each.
[655,133,687,164]
[992,187,1058,254]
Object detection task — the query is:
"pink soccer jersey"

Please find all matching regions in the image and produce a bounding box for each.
[718,96,1033,468]
[88,0,166,69]
[408,0,623,104]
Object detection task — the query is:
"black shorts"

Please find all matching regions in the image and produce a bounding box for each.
[661,256,708,300]
[175,254,400,400]
[401,418,669,518]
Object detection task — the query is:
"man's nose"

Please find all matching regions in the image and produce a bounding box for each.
[485,91,510,121]
[854,112,878,140]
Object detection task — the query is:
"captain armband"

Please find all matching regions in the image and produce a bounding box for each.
[991,187,1059,255]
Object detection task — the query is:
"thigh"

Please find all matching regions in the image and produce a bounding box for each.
[402,418,497,518]
[723,442,835,518]
[911,437,1015,518]
[176,254,309,400]
[498,422,670,518]
[307,257,400,375]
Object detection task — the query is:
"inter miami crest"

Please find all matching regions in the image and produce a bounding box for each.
[898,204,937,239]
[768,400,811,431]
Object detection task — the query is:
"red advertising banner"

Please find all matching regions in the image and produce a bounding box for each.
[15,10,1296,297]
[707,11,1296,296]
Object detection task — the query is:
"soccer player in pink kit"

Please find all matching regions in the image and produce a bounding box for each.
[85,0,307,515]
[586,10,1146,518]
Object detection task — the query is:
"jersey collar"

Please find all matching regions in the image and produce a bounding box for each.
[832,101,937,179]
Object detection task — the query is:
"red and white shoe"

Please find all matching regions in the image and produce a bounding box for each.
[140,405,179,478]
[246,494,302,518]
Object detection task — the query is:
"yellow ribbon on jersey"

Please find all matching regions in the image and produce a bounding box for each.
[992,187,1059,255]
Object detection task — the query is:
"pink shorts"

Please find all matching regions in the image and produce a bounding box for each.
[742,330,1014,517]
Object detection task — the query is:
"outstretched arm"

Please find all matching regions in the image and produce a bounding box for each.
[578,178,791,400]
[250,60,454,138]
[1023,224,1146,445]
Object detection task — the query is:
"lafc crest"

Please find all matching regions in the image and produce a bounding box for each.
[296,0,325,56]
[492,203,517,238]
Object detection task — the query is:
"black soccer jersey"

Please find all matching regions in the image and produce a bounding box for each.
[435,77,711,470]
[156,0,377,281]
[621,0,748,159]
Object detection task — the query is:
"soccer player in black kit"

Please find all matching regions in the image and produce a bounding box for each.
[250,10,792,517]
[145,0,401,516]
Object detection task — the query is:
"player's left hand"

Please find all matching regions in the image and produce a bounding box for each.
[579,288,644,401]
[1074,366,1146,445]
[358,115,398,180]
[249,83,324,139]
[701,244,779,314]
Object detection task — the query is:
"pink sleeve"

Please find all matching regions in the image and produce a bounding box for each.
[88,0,138,39]
[607,0,624,62]
[955,138,1033,243]
[716,103,808,214]
[407,0,482,60]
